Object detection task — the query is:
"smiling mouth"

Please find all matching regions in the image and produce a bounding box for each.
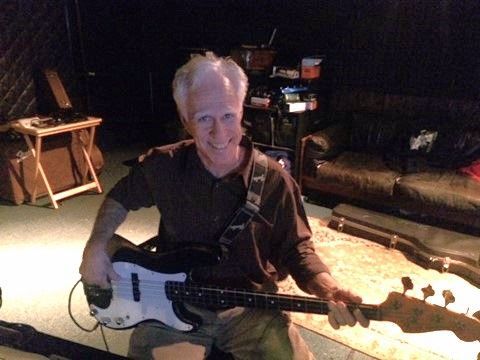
[209,141,230,150]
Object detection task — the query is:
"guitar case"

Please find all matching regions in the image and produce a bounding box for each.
[328,203,480,288]
[0,320,127,360]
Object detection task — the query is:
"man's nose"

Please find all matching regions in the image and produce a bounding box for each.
[211,119,227,137]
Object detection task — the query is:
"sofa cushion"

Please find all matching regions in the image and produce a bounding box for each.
[314,151,401,198]
[429,126,480,169]
[394,169,480,211]
[350,112,399,153]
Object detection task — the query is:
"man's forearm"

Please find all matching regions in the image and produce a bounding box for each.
[87,197,128,248]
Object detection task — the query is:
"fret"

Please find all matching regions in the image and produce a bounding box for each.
[217,289,227,307]
[245,292,255,307]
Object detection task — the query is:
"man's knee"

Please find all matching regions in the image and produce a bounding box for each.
[151,342,207,359]
[128,324,211,360]
[257,313,314,360]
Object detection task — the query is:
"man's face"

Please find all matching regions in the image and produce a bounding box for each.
[184,73,244,177]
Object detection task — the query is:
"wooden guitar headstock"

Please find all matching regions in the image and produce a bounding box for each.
[378,277,480,343]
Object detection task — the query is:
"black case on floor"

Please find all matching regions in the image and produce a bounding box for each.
[0,320,127,360]
[329,203,480,288]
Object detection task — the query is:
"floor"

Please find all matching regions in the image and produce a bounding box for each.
[0,142,376,359]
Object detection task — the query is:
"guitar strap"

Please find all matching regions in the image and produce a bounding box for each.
[218,149,268,258]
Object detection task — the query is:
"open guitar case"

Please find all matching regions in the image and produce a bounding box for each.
[328,203,480,288]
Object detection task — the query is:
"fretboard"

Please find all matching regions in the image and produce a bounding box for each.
[165,281,380,320]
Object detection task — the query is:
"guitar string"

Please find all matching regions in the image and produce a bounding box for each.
[111,280,341,306]
[109,279,468,311]
[93,280,382,317]
[109,280,426,309]
[111,281,337,304]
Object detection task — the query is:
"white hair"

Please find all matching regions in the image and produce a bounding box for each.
[172,52,249,122]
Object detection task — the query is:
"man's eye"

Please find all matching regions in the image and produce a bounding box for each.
[224,113,235,120]
[198,116,211,123]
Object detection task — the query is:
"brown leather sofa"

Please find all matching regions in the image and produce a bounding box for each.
[299,88,480,235]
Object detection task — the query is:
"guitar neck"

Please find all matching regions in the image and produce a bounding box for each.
[165,281,381,320]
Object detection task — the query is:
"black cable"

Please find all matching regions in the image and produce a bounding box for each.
[68,278,110,352]
[68,279,98,332]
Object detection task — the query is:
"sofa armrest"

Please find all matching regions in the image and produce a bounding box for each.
[302,121,350,157]
[299,122,350,184]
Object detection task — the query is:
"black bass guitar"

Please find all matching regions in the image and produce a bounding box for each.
[83,241,480,343]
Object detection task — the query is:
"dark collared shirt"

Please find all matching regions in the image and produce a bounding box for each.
[109,137,329,292]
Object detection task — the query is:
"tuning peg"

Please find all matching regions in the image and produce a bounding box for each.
[472,310,480,321]
[401,277,414,295]
[442,290,455,307]
[421,284,435,301]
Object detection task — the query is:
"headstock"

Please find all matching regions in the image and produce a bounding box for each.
[378,277,480,343]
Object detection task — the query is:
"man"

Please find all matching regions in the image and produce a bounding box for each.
[80,53,368,359]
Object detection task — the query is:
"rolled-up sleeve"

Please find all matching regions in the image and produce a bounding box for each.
[273,176,330,288]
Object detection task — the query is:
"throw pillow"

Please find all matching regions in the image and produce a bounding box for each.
[459,159,480,182]
[409,129,438,153]
[384,118,441,173]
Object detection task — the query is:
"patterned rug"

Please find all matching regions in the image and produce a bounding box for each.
[278,217,480,360]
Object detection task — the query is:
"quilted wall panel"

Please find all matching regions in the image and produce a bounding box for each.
[0,0,76,120]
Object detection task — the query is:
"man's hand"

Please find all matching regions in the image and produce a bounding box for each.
[80,197,128,288]
[306,272,369,329]
[79,242,120,288]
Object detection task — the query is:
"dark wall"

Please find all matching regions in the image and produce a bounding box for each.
[78,1,479,116]
[1,0,479,144]
[335,0,480,97]
[78,0,337,129]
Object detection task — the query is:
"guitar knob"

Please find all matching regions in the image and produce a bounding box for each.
[421,285,435,301]
[442,290,455,307]
[89,308,98,316]
[115,317,125,326]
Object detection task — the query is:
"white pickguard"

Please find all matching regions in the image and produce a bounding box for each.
[88,262,194,331]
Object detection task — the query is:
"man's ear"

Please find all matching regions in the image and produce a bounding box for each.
[181,117,193,136]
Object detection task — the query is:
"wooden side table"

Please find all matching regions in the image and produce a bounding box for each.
[11,117,103,209]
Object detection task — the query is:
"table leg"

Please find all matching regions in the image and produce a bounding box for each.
[82,127,96,183]
[81,146,103,194]
[23,135,59,209]
[33,136,41,202]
